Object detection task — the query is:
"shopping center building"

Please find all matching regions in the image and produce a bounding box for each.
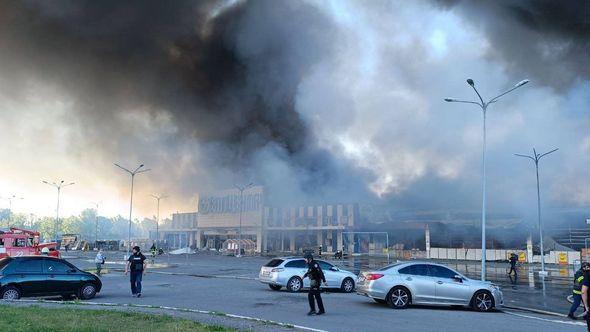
[157,186,359,254]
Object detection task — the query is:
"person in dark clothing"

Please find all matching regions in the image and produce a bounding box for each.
[581,268,590,331]
[125,246,147,297]
[303,253,327,316]
[507,253,518,276]
[569,262,590,319]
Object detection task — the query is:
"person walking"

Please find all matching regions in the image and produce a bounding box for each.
[125,246,147,297]
[507,253,518,277]
[303,253,326,316]
[94,249,106,277]
[581,266,590,331]
[570,263,590,319]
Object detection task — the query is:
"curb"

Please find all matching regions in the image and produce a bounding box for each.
[502,305,566,318]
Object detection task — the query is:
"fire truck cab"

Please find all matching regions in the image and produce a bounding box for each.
[0,228,60,258]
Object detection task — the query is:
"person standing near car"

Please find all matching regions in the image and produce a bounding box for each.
[94,249,106,277]
[125,246,147,297]
[303,253,326,316]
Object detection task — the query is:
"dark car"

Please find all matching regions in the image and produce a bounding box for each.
[0,256,102,300]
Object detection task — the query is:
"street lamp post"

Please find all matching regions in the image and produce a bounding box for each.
[150,194,168,253]
[91,202,100,249]
[115,163,150,257]
[1,195,23,229]
[42,180,75,241]
[515,148,558,275]
[234,183,253,257]
[445,78,529,281]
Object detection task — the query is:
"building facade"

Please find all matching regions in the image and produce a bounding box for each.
[158,186,359,253]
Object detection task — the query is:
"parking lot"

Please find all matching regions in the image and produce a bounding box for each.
[4,252,572,331]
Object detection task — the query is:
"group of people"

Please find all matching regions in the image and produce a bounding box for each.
[94,246,147,297]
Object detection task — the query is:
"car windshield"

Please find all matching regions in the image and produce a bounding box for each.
[377,262,404,271]
[0,258,12,271]
[264,259,284,267]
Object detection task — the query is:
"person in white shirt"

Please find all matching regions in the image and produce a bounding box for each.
[94,249,105,276]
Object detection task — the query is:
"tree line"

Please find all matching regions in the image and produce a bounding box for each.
[0,208,169,242]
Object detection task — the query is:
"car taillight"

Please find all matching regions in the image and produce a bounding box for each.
[271,268,284,273]
[365,273,384,281]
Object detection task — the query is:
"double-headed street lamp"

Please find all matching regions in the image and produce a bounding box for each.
[515,148,558,275]
[150,194,168,253]
[234,182,253,257]
[43,180,75,242]
[445,78,529,281]
[1,195,24,229]
[115,163,150,257]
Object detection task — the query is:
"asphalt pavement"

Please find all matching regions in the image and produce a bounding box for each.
[19,251,582,332]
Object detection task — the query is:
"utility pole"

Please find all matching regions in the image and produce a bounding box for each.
[43,180,75,241]
[91,202,100,249]
[1,195,23,229]
[150,194,168,253]
[445,78,529,280]
[515,147,558,275]
[114,163,150,257]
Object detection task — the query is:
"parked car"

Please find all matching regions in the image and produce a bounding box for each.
[259,257,357,293]
[0,256,102,300]
[356,261,503,312]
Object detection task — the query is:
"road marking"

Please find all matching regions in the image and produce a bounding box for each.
[503,309,585,326]
[7,299,328,332]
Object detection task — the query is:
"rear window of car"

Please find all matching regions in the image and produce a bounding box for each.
[377,262,403,271]
[264,259,284,268]
[317,261,333,270]
[285,259,307,268]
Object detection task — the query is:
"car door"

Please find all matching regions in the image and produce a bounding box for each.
[12,258,46,296]
[429,265,471,304]
[44,259,80,294]
[284,259,309,287]
[317,260,338,287]
[398,264,436,303]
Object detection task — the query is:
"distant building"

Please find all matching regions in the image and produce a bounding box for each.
[157,186,359,253]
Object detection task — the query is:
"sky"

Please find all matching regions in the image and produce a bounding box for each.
[0,0,588,222]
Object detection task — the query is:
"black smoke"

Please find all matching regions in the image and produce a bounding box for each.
[0,0,370,203]
[436,0,590,90]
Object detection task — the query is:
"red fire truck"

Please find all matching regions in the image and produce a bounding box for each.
[0,228,60,258]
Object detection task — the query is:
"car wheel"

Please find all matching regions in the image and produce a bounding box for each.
[341,278,355,293]
[286,276,303,292]
[472,290,494,312]
[1,285,21,300]
[373,299,387,304]
[387,287,410,309]
[79,283,97,300]
[268,284,282,291]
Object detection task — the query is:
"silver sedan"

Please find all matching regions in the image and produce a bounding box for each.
[356,261,503,311]
[259,257,357,293]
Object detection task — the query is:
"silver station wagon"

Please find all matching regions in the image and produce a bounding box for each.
[259,257,357,293]
[356,261,503,312]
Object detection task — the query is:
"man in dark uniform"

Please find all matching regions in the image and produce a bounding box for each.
[581,265,590,331]
[125,246,147,297]
[507,253,518,276]
[303,253,327,315]
[569,262,590,319]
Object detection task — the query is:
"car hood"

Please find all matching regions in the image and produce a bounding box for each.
[464,278,493,287]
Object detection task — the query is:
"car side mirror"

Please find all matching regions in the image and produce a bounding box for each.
[453,275,463,282]
[330,267,339,271]
[68,269,77,273]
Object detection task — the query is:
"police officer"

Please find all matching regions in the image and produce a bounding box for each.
[303,253,326,315]
[569,262,590,319]
[125,246,147,297]
[507,253,518,276]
